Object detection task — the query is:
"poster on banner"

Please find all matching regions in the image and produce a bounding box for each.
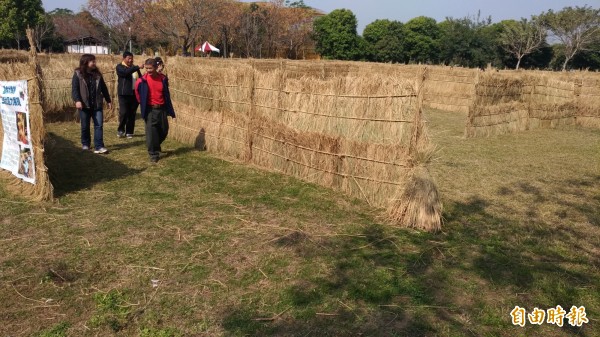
[0,80,35,184]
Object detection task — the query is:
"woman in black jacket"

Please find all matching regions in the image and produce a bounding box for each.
[71,54,112,154]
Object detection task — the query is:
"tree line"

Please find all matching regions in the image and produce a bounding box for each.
[314,6,600,70]
[0,0,598,70]
[0,0,320,59]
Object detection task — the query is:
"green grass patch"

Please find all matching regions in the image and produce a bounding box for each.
[1,116,599,336]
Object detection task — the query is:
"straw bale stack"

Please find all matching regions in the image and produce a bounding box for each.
[528,75,576,129]
[0,49,29,63]
[424,67,477,113]
[577,76,600,128]
[466,72,529,137]
[467,70,600,137]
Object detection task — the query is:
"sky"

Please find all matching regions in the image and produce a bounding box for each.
[43,0,599,33]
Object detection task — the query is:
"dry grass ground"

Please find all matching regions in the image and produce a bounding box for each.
[0,111,598,336]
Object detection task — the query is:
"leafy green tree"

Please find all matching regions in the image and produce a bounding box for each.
[540,6,600,70]
[47,8,74,16]
[438,15,502,68]
[402,16,440,64]
[363,19,405,63]
[313,9,365,60]
[0,0,45,49]
[285,0,310,9]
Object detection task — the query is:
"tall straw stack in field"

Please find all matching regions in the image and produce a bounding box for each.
[0,31,53,201]
[387,68,441,231]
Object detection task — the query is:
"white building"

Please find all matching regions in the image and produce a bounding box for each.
[65,36,109,55]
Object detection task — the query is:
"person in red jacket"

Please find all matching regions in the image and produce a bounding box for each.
[135,58,176,163]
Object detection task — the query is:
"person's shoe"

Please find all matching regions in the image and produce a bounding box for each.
[94,147,109,154]
[117,132,125,138]
[82,145,90,151]
[126,134,134,139]
[150,156,159,164]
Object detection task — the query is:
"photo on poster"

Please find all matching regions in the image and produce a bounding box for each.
[17,146,34,179]
[16,111,29,145]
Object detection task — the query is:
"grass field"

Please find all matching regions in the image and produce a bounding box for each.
[0,110,599,336]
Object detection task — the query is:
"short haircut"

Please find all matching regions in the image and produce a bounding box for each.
[155,57,163,65]
[122,51,134,59]
[145,58,158,67]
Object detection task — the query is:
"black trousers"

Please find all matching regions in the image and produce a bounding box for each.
[117,95,139,135]
[145,107,169,159]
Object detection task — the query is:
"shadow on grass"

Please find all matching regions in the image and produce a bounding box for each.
[221,177,599,336]
[45,132,145,197]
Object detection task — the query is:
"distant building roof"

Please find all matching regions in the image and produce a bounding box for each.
[63,36,106,45]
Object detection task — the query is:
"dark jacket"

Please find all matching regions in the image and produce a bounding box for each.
[116,63,142,96]
[135,73,176,120]
[71,70,111,110]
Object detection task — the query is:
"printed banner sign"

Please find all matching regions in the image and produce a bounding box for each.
[0,80,35,184]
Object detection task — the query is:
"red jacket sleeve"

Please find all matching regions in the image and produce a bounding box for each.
[134,78,142,103]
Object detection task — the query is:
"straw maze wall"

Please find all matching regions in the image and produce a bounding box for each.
[233,59,477,114]
[24,52,600,138]
[466,72,600,137]
[0,58,53,201]
[166,58,430,210]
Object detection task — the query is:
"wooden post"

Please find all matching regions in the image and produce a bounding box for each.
[25,28,54,201]
[246,61,256,162]
[465,69,480,138]
[277,60,285,118]
[574,75,583,125]
[409,66,427,160]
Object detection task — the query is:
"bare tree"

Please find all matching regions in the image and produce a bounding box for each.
[34,14,55,52]
[499,18,546,70]
[541,6,600,71]
[144,0,222,55]
[86,0,148,52]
